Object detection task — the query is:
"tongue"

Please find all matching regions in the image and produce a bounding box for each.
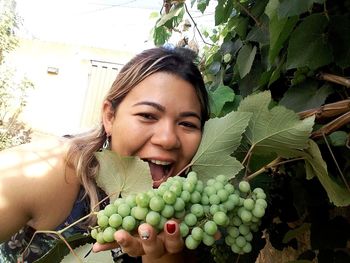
[148,162,165,181]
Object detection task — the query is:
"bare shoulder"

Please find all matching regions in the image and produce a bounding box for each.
[0,136,81,240]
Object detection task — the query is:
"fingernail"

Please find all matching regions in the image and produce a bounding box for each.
[140,230,150,240]
[166,222,176,234]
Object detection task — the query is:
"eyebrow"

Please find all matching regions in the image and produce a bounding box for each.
[133,101,201,121]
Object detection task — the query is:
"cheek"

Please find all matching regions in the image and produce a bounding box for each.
[183,134,202,159]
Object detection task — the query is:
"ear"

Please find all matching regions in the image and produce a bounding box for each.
[102,100,115,136]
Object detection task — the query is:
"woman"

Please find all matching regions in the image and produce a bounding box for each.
[0,46,210,262]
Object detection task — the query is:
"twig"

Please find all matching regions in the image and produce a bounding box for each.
[322,133,350,192]
[235,0,261,26]
[20,230,82,263]
[246,157,305,181]
[311,111,350,139]
[317,72,350,87]
[184,3,214,46]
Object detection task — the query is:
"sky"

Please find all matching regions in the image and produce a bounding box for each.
[15,0,165,51]
[15,0,215,52]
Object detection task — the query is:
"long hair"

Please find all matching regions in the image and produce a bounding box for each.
[65,47,210,222]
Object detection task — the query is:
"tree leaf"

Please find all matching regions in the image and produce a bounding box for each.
[302,140,350,206]
[237,44,257,78]
[60,243,113,263]
[237,91,315,155]
[190,110,252,182]
[279,81,332,112]
[277,0,314,18]
[215,0,234,25]
[286,13,332,70]
[156,3,184,27]
[209,85,235,117]
[95,150,152,201]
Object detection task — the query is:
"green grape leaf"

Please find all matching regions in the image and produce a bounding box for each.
[302,140,350,206]
[237,44,257,78]
[283,223,311,244]
[277,0,314,18]
[237,91,315,156]
[286,13,332,70]
[60,243,113,263]
[190,110,252,182]
[209,85,235,117]
[95,150,152,201]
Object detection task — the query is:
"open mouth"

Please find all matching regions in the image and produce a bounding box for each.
[146,159,174,188]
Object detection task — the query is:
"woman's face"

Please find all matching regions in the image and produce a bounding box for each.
[103,72,203,187]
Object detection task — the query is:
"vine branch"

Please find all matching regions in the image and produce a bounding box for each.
[235,0,261,26]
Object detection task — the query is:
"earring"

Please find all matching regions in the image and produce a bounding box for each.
[103,135,110,150]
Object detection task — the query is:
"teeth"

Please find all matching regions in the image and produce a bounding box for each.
[150,159,171,165]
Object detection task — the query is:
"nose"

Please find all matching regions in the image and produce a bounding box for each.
[151,121,180,150]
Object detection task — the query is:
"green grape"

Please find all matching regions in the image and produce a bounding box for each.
[180,190,191,203]
[253,187,264,194]
[195,180,204,192]
[252,204,265,218]
[104,204,118,217]
[149,196,165,212]
[224,183,235,194]
[223,199,235,211]
[215,174,227,183]
[103,226,116,243]
[183,181,196,193]
[191,226,204,241]
[238,224,250,236]
[203,232,215,246]
[113,198,124,207]
[96,231,105,244]
[206,179,215,186]
[186,171,198,184]
[231,216,242,226]
[210,204,220,215]
[225,235,235,246]
[209,194,221,205]
[213,181,224,191]
[118,203,131,217]
[157,216,167,231]
[157,184,168,196]
[201,194,210,205]
[109,213,123,228]
[240,210,252,223]
[228,226,239,238]
[204,186,216,196]
[136,192,150,208]
[204,220,217,235]
[238,181,250,193]
[256,191,266,200]
[184,213,197,227]
[231,243,241,254]
[217,189,229,202]
[228,194,240,206]
[243,198,255,211]
[185,235,200,250]
[97,210,106,218]
[122,216,136,231]
[163,190,177,205]
[256,198,267,208]
[97,215,109,228]
[161,204,175,218]
[213,211,228,226]
[190,191,202,203]
[235,236,246,248]
[180,222,190,237]
[190,203,204,218]
[133,206,148,220]
[169,183,182,196]
[146,211,161,226]
[242,242,252,253]
[244,232,253,242]
[125,194,136,207]
[173,197,185,212]
[90,228,98,239]
[174,209,186,219]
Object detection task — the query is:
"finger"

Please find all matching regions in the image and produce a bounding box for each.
[163,220,184,254]
[114,229,144,257]
[92,241,119,253]
[138,223,165,259]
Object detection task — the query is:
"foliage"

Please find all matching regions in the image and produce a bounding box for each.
[0,0,33,150]
[152,0,350,262]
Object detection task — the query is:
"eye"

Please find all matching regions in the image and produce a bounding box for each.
[137,113,157,121]
[180,121,199,129]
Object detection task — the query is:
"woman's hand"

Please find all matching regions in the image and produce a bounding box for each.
[92,219,184,260]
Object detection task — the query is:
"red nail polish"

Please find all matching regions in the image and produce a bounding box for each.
[166,222,176,234]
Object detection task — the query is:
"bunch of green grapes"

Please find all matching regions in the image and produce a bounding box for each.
[90,171,267,257]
